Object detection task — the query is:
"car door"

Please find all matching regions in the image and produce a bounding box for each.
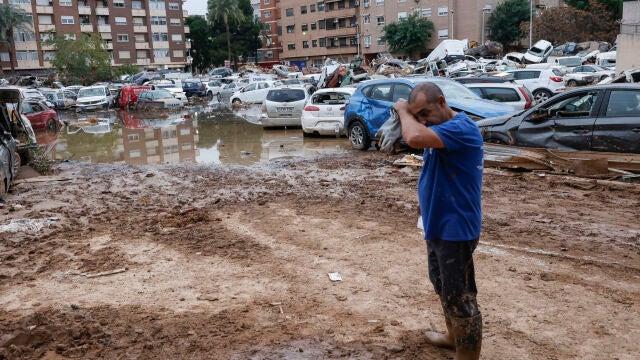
[256,82,271,103]
[591,89,640,153]
[363,83,394,136]
[516,90,600,150]
[240,83,257,102]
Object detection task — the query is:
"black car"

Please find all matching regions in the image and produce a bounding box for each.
[476,84,640,153]
[209,67,232,78]
[182,79,207,98]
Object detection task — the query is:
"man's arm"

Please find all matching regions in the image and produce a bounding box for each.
[393,100,445,149]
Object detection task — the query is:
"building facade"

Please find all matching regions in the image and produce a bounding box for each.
[256,0,563,67]
[0,0,190,75]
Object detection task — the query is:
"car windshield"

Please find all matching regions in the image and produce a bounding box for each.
[183,82,200,88]
[267,89,306,102]
[433,81,482,100]
[558,58,582,67]
[78,88,105,97]
[528,46,546,56]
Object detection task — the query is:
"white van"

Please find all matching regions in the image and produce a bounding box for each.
[425,39,466,64]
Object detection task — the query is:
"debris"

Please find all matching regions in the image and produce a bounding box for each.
[328,272,342,282]
[393,154,424,167]
[0,218,58,234]
[13,176,74,185]
[83,268,127,278]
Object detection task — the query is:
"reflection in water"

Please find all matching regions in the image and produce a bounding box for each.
[37,106,351,166]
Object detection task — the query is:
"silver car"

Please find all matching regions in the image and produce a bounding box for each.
[260,86,314,128]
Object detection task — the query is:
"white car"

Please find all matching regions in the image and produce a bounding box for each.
[260,86,314,128]
[205,80,224,100]
[464,82,533,111]
[76,85,114,112]
[229,80,282,104]
[301,87,356,136]
[502,68,565,103]
[523,40,553,64]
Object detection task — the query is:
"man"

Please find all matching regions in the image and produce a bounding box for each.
[392,82,483,360]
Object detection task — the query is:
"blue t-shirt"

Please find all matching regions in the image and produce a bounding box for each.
[418,112,483,241]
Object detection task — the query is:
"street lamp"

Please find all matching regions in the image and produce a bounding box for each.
[529,0,533,48]
[481,5,491,45]
[450,10,455,39]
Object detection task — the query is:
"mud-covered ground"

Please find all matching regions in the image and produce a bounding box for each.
[1,151,639,359]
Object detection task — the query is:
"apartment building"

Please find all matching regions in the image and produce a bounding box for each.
[257,0,563,67]
[257,0,281,66]
[0,0,190,75]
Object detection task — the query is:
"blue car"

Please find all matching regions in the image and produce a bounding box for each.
[343,77,517,150]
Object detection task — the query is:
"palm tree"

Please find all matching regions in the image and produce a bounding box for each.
[207,0,245,65]
[0,4,32,75]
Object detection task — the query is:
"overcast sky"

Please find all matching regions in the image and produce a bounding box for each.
[183,0,207,16]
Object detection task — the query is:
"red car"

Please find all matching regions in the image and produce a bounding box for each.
[117,85,151,109]
[22,100,60,131]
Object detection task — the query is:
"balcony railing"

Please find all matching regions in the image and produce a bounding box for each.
[35,6,54,14]
[78,6,91,15]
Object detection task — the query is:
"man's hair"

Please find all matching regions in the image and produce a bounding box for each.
[409,82,444,104]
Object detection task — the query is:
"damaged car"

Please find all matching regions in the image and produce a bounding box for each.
[476,84,640,153]
[0,88,24,199]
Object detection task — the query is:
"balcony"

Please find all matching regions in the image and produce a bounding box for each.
[104,43,113,50]
[184,26,190,34]
[98,25,111,33]
[149,9,166,16]
[100,32,112,40]
[41,44,54,50]
[137,58,151,66]
[15,4,31,12]
[152,41,169,48]
[96,7,109,16]
[154,57,171,65]
[38,24,55,32]
[17,60,41,69]
[135,42,150,49]
[35,6,54,14]
[81,24,93,32]
[78,6,91,15]
[151,25,168,33]
[15,42,38,51]
[321,26,358,37]
[132,9,146,16]
[134,25,148,33]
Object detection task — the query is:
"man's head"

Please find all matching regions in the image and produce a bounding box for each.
[408,82,455,126]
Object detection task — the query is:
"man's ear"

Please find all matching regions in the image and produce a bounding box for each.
[438,95,446,107]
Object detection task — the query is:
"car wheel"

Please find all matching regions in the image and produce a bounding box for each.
[216,93,222,102]
[207,92,214,101]
[533,89,552,103]
[348,120,371,150]
[567,80,577,87]
[232,98,241,104]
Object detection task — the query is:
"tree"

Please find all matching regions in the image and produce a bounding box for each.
[0,4,32,74]
[564,0,624,20]
[488,0,530,46]
[46,33,113,85]
[382,14,434,59]
[185,15,215,73]
[114,63,139,79]
[208,0,245,65]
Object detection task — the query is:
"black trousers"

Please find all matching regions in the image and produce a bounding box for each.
[426,238,480,318]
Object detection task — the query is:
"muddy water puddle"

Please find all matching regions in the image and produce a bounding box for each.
[36,104,350,166]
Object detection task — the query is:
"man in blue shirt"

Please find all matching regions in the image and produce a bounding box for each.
[393,82,483,360]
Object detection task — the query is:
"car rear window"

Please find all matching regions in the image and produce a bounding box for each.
[267,89,306,102]
[183,82,201,89]
[482,87,520,102]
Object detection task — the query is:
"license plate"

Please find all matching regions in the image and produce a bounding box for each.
[276,107,293,112]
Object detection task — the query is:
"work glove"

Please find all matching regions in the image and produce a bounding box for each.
[376,108,403,154]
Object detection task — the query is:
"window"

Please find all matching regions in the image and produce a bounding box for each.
[9,0,30,3]
[132,0,142,9]
[266,51,273,58]
[312,39,317,47]
[115,17,127,25]
[310,4,315,12]
[151,16,167,25]
[376,16,384,25]
[606,91,640,117]
[481,88,520,103]
[368,84,392,101]
[173,49,183,57]
[61,16,75,24]
[154,48,170,57]
[397,12,407,21]
[438,6,448,16]
[119,50,131,59]
[364,35,371,47]
[422,8,432,17]
[152,33,168,41]
[438,29,448,39]
[286,8,293,16]
[277,26,282,35]
[286,25,295,33]
[171,34,181,41]
[40,32,55,42]
[16,51,39,61]
[0,53,9,62]
[43,51,55,61]
[13,31,36,42]
[36,0,50,5]
[135,34,145,42]
[113,0,124,7]
[149,0,164,9]
[311,22,316,30]
[301,24,308,32]
[375,0,383,5]
[137,50,147,58]
[377,37,385,45]
[117,34,129,42]
[168,2,179,10]
[393,84,412,102]
[317,1,324,11]
[398,0,406,2]
[303,40,309,48]
[79,15,90,24]
[64,33,76,40]
[59,0,72,6]
[133,17,144,25]
[363,15,370,24]
[264,11,270,19]
[287,43,295,50]
[170,18,181,25]
[319,38,326,47]
[301,5,307,14]
[363,0,370,6]
[264,0,270,3]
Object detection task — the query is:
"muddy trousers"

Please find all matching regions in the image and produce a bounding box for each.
[426,238,482,353]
